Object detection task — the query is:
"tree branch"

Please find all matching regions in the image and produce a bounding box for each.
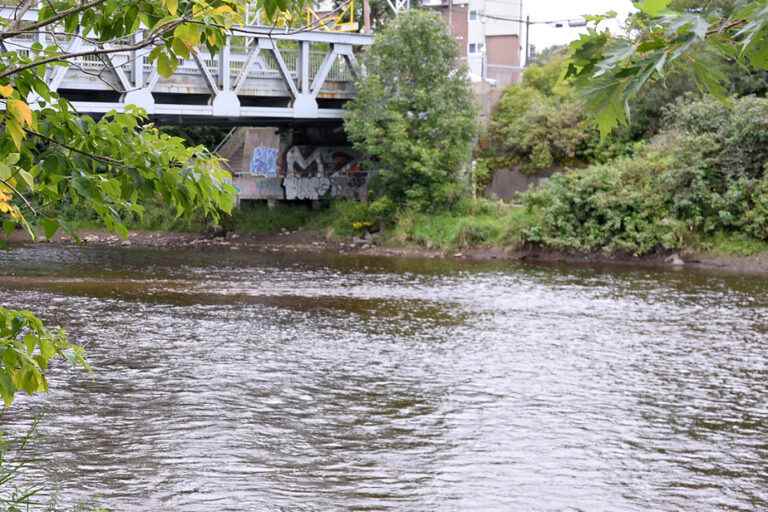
[0,19,185,80]
[9,0,38,32]
[0,176,36,215]
[0,0,109,41]
[24,127,122,165]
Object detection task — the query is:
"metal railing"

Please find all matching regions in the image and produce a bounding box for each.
[8,35,355,84]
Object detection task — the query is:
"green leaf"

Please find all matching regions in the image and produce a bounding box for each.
[113,221,129,239]
[40,218,59,240]
[0,373,16,407]
[172,37,191,59]
[2,220,16,237]
[99,178,122,199]
[157,51,179,78]
[6,119,24,150]
[164,0,179,16]
[18,169,34,190]
[174,23,203,50]
[582,77,628,139]
[635,0,671,17]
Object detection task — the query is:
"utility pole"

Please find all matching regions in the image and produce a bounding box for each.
[363,0,371,33]
[524,15,530,67]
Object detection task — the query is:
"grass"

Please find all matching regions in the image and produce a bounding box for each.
[56,201,209,233]
[229,202,331,234]
[390,200,534,251]
[694,232,768,257]
[228,200,376,238]
[228,199,537,252]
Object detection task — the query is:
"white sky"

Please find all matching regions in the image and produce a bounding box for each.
[523,0,635,52]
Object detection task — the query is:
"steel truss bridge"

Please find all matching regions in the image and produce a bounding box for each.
[0,7,373,125]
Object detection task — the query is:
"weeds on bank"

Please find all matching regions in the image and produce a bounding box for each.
[694,232,768,257]
[390,200,533,251]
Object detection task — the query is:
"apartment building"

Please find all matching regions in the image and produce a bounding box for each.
[423,0,523,87]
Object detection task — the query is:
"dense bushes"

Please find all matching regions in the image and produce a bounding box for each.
[486,85,593,173]
[482,52,600,175]
[518,95,768,255]
[481,51,700,178]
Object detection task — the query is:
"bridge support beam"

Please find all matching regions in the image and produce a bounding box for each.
[210,36,241,117]
[123,89,156,114]
[293,40,319,118]
[121,32,158,113]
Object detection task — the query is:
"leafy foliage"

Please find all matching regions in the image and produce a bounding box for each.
[565,0,768,136]
[483,53,596,174]
[344,9,477,210]
[0,308,88,407]
[0,0,249,242]
[664,94,768,179]
[391,198,532,250]
[481,51,637,176]
[519,95,768,254]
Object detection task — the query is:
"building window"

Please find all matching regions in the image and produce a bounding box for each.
[469,9,479,21]
[469,43,484,54]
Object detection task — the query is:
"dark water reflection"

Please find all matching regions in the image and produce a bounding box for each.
[2,245,768,511]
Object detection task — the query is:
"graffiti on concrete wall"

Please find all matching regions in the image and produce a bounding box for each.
[234,144,372,202]
[285,146,361,178]
[283,145,369,200]
[250,146,278,176]
[284,176,331,200]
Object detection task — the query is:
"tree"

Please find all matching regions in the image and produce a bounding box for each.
[344,9,476,210]
[0,0,303,407]
[483,50,600,174]
[565,0,768,137]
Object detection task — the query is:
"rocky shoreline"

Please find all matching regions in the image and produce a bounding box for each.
[13,228,768,275]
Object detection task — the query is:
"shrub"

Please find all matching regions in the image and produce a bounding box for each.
[664,95,768,180]
[522,156,689,254]
[744,176,768,239]
[344,10,477,211]
[486,80,595,175]
[391,200,531,250]
[518,112,768,255]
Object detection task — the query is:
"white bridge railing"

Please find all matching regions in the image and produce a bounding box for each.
[73,47,355,83]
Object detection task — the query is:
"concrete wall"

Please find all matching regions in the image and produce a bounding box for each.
[218,127,281,175]
[221,127,371,203]
[485,168,556,202]
[486,34,522,88]
[473,81,504,126]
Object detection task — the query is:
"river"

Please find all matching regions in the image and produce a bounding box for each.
[1,244,767,511]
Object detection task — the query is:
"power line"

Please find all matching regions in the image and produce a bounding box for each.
[481,13,586,26]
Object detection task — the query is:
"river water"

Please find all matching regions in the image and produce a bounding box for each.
[1,245,767,511]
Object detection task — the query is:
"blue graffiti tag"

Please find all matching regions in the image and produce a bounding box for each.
[250,146,278,176]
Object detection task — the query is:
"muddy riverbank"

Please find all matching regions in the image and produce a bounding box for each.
[11,227,768,275]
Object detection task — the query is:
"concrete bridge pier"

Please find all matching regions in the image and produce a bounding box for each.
[218,126,372,205]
